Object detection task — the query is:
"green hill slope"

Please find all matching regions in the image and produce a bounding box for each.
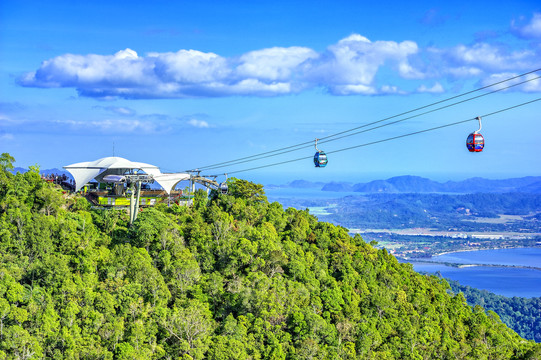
[448,280,541,343]
[0,153,540,359]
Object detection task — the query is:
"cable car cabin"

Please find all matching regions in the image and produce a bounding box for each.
[314,151,328,167]
[466,133,484,152]
[219,182,228,194]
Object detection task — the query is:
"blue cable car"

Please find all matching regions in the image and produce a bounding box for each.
[314,139,328,167]
[219,174,228,194]
[466,116,484,152]
[219,182,228,194]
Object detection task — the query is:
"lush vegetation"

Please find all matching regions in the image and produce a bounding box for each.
[278,193,541,232]
[1,153,540,359]
[449,280,541,343]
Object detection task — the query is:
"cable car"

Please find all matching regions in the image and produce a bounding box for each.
[314,139,328,168]
[466,116,484,152]
[218,174,228,194]
[219,182,228,194]
[103,175,126,183]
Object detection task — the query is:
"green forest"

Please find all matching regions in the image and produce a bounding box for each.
[1,153,540,359]
[448,280,541,343]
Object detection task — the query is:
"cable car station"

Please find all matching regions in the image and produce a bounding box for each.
[64,156,226,224]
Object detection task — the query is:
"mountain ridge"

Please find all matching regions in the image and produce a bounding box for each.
[273,175,541,194]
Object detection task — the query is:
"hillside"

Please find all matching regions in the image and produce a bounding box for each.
[276,192,541,231]
[1,154,540,359]
[448,280,541,343]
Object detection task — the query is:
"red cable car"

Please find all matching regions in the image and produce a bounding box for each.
[466,116,484,152]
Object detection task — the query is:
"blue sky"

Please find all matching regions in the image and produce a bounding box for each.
[1,0,540,185]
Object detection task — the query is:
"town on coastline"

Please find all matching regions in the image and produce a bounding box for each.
[353,228,541,259]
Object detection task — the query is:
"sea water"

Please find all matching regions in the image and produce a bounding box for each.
[433,248,541,267]
[410,248,541,298]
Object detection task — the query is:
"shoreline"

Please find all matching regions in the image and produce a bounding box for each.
[401,246,541,271]
[431,245,541,257]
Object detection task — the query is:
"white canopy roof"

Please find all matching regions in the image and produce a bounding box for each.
[63,156,190,194]
[153,173,191,194]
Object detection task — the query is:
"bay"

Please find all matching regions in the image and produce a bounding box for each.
[434,248,541,267]
[410,248,541,298]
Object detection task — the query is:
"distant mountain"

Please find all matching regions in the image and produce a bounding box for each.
[353,179,399,193]
[11,167,28,174]
[266,179,325,189]
[518,180,541,193]
[441,176,541,193]
[287,179,324,188]
[270,175,541,194]
[352,176,442,193]
[321,181,353,192]
[398,176,541,193]
[41,168,72,178]
[321,175,541,194]
[10,167,73,179]
[387,175,443,192]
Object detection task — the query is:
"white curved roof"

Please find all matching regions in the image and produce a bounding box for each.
[65,156,160,171]
[153,173,191,194]
[63,156,189,194]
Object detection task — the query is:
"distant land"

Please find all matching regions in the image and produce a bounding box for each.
[269,175,541,194]
[12,168,541,194]
[266,175,541,261]
[12,167,72,177]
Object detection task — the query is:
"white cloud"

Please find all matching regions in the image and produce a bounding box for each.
[17,29,541,98]
[226,79,292,95]
[236,46,317,81]
[380,85,407,94]
[307,35,421,87]
[445,65,483,78]
[0,133,14,141]
[187,118,210,128]
[512,13,541,39]
[481,73,541,92]
[152,49,230,83]
[94,105,137,116]
[448,43,535,71]
[57,118,166,133]
[19,49,153,89]
[17,35,425,98]
[417,82,444,93]
[329,84,378,95]
[426,42,538,81]
[0,114,15,124]
[521,74,541,92]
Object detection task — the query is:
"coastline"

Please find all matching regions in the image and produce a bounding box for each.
[431,245,541,257]
[403,246,541,272]
[431,244,541,257]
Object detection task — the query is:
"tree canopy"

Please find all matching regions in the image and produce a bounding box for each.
[0,154,539,359]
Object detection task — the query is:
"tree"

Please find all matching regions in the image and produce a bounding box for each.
[35,184,64,216]
[227,178,266,203]
[163,300,214,358]
[0,153,15,172]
